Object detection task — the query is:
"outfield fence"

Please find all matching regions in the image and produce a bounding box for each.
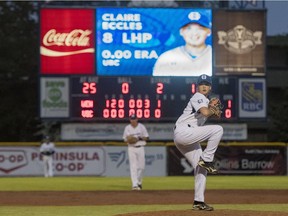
[0,142,287,176]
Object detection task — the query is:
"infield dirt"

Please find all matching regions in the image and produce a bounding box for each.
[0,190,287,215]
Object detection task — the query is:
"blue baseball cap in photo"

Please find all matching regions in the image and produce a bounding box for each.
[197,74,212,86]
[180,11,211,29]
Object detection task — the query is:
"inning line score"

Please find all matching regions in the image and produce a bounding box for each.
[70,76,236,121]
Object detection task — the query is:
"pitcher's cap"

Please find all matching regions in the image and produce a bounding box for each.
[197,74,212,86]
[129,114,137,119]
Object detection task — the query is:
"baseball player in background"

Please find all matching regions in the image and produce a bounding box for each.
[123,114,149,190]
[153,11,212,76]
[173,74,223,211]
[40,136,56,177]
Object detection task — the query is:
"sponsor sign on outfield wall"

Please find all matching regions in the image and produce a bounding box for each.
[168,145,286,175]
[0,146,166,177]
[0,147,105,176]
[105,146,166,176]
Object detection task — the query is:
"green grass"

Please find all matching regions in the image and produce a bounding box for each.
[0,176,287,191]
[0,204,288,216]
[0,176,287,216]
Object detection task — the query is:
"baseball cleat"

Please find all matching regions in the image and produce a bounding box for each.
[198,158,218,174]
[137,184,142,190]
[192,202,214,211]
[132,186,141,191]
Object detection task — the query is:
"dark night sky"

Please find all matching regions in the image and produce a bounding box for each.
[266,0,288,35]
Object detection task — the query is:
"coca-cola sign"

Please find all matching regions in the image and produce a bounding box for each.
[40,9,95,74]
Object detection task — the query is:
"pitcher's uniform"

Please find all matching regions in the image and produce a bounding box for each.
[174,92,223,202]
[123,123,149,189]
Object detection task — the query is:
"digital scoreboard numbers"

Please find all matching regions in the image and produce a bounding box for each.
[70,77,237,121]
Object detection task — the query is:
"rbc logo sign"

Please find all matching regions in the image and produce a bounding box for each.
[241,82,263,112]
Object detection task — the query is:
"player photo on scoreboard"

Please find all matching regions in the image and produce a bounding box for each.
[213,10,266,76]
[96,8,212,77]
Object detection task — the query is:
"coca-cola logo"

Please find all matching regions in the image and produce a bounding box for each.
[43,29,92,46]
[41,29,94,57]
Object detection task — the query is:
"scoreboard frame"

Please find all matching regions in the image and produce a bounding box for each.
[39,7,267,122]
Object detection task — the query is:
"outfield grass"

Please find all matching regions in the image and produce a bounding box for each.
[0,176,287,216]
[0,176,287,191]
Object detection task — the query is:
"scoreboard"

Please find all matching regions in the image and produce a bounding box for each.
[39,7,266,121]
[70,76,236,120]
[41,76,237,121]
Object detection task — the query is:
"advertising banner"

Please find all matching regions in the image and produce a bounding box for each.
[0,146,166,177]
[40,9,95,74]
[0,147,105,176]
[239,78,266,118]
[0,145,286,176]
[213,10,266,75]
[104,146,166,176]
[219,123,247,140]
[215,145,286,175]
[61,123,247,141]
[61,123,175,140]
[168,145,286,176]
[168,146,193,176]
[40,77,69,118]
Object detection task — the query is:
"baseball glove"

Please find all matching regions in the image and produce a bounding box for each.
[208,97,223,118]
[126,135,138,144]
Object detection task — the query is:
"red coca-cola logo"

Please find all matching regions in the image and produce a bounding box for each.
[41,29,94,57]
[40,9,95,74]
[43,29,92,47]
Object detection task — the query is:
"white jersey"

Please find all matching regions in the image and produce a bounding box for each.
[153,45,212,76]
[175,92,209,127]
[123,123,149,147]
[173,92,223,203]
[40,142,55,177]
[40,142,55,155]
[123,122,149,189]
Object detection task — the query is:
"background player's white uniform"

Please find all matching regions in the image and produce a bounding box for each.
[40,141,55,177]
[123,123,149,189]
[153,45,212,76]
[174,92,223,202]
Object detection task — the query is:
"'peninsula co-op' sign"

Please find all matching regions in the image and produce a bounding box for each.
[52,150,103,173]
[0,147,105,176]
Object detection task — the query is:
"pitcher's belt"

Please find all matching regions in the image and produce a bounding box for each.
[174,124,191,130]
